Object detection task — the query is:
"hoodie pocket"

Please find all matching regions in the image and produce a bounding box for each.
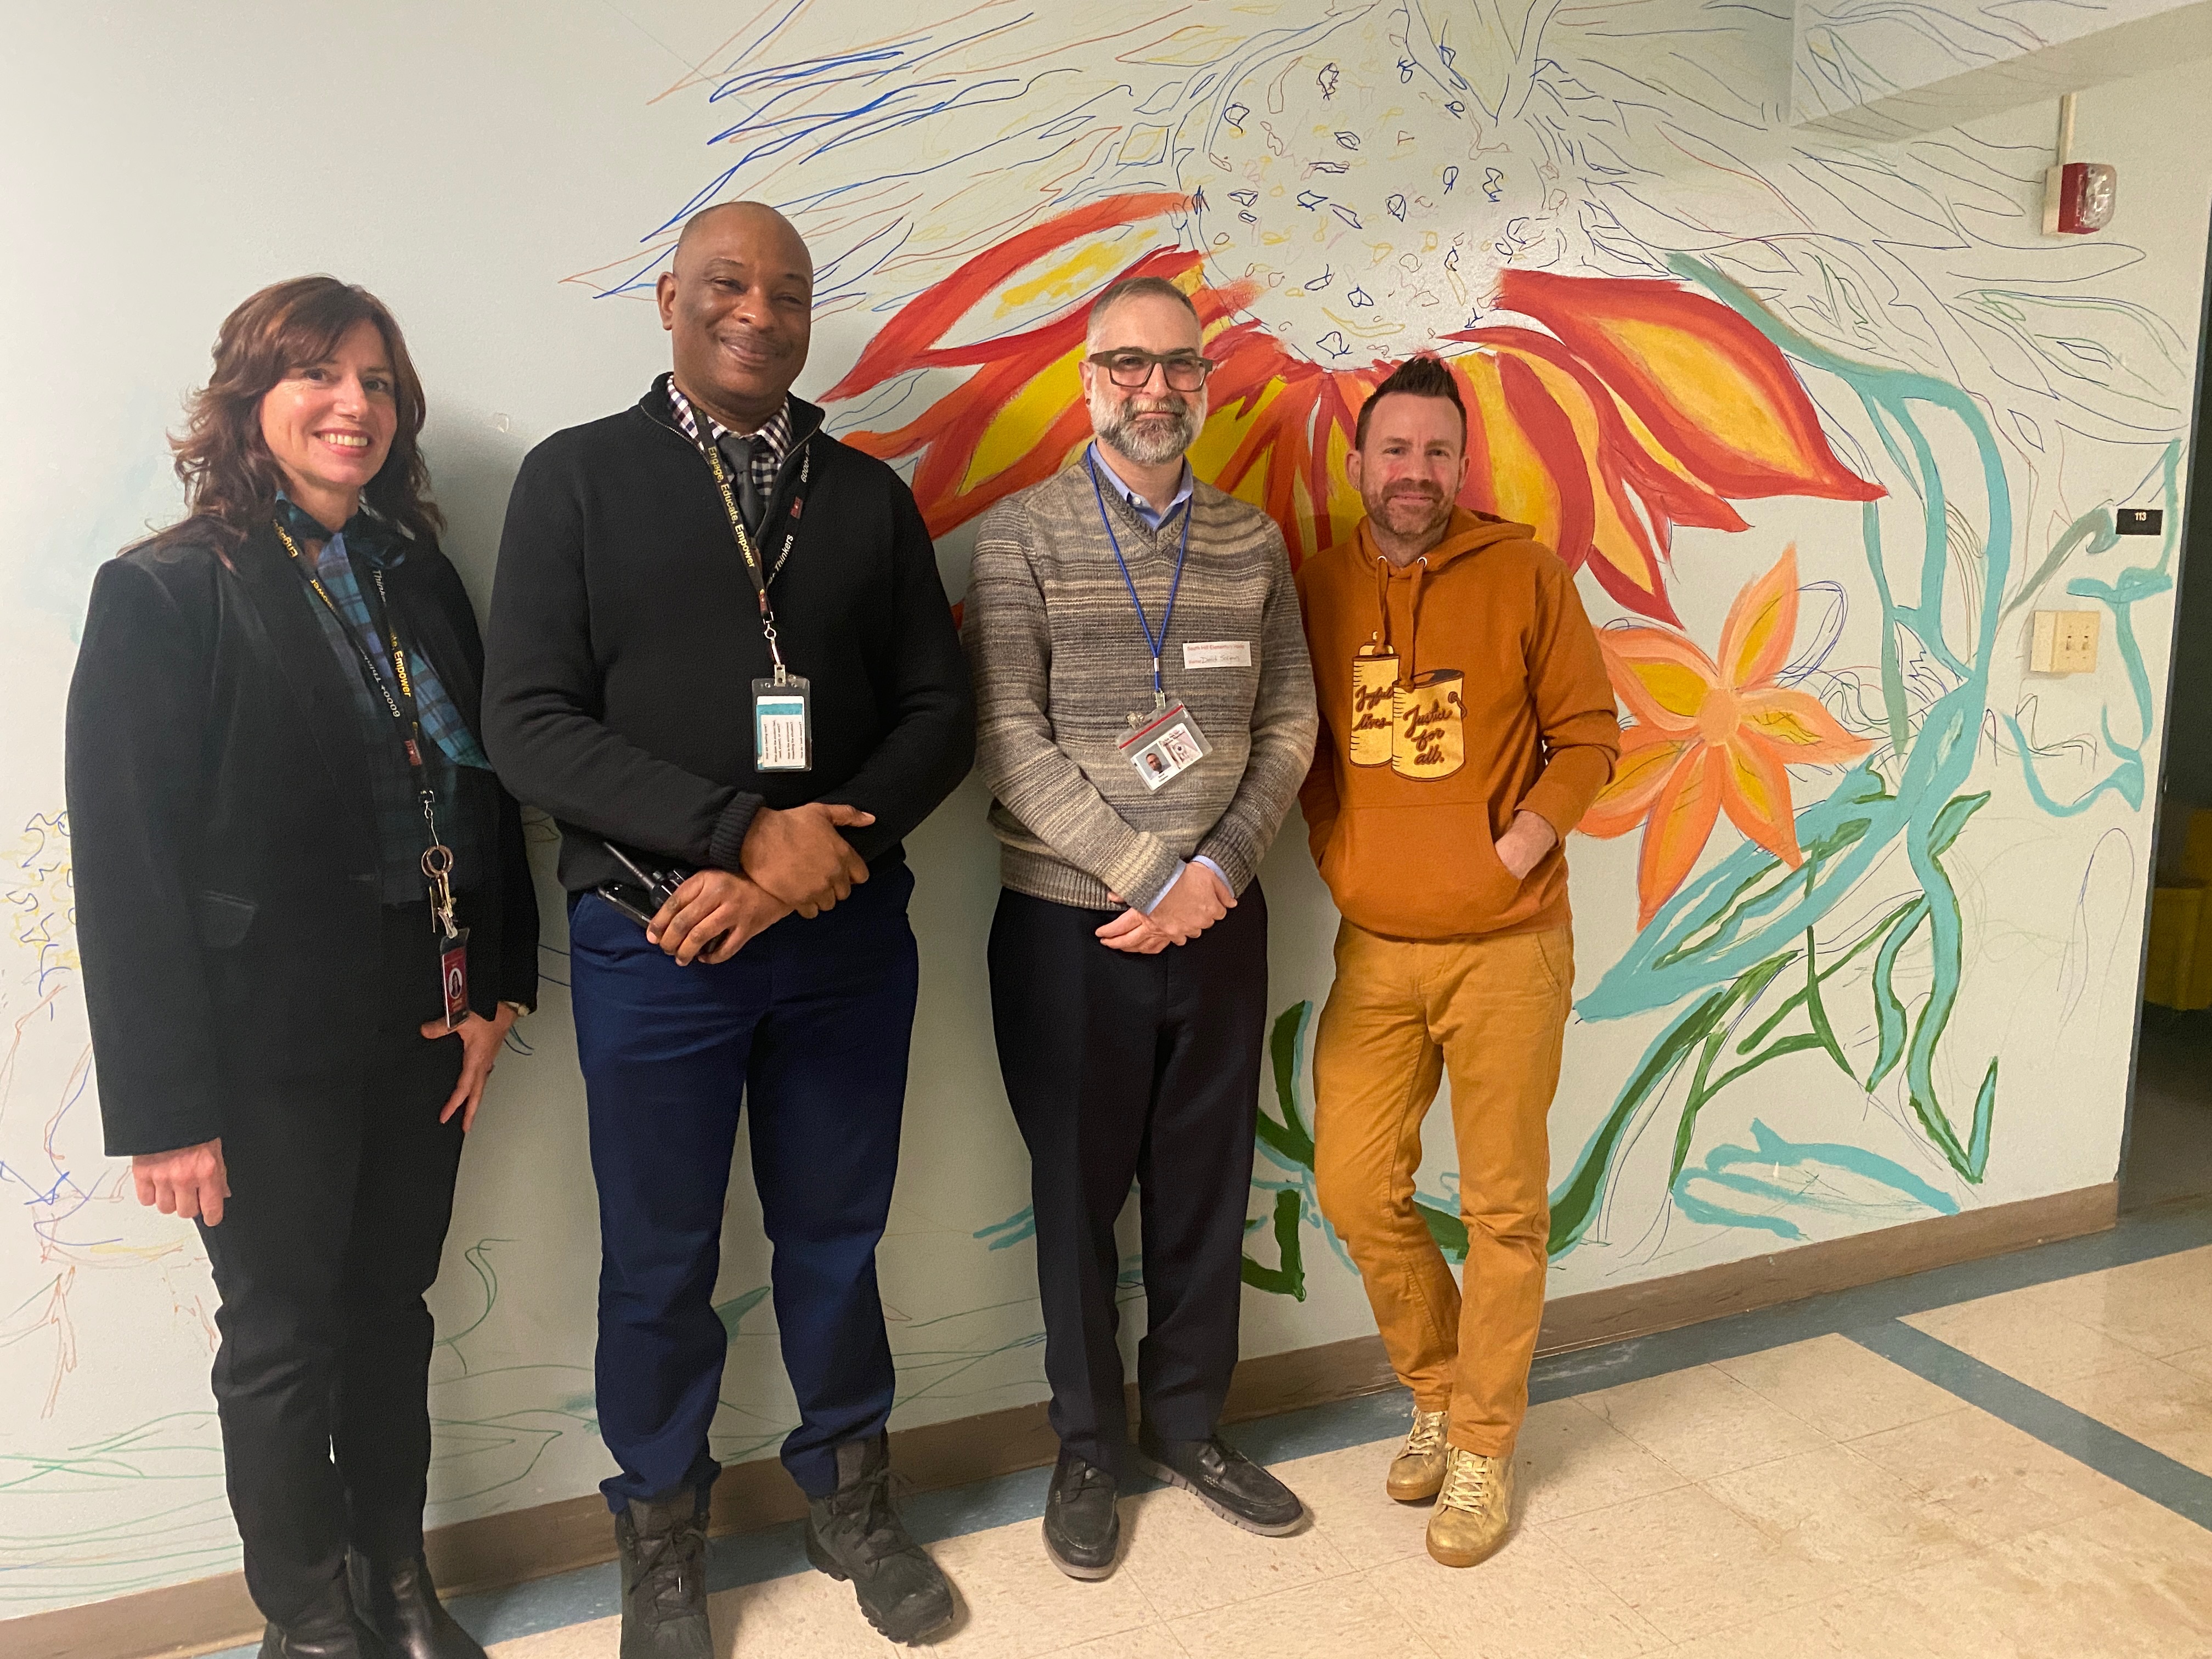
[1318,802,1541,938]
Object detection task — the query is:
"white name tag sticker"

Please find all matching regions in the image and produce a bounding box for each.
[1183,640,1252,670]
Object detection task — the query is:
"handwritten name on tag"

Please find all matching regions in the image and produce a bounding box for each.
[1183,640,1252,670]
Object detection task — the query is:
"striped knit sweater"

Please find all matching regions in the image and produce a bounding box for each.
[964,458,1318,912]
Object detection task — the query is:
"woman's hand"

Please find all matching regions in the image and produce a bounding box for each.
[423,1005,518,1132]
[132,1139,230,1227]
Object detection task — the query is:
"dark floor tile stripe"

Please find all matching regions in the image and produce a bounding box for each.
[1531,1196,2212,1405]
[1845,1319,2212,1531]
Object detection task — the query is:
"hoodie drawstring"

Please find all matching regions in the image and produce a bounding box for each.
[1374,553,1429,685]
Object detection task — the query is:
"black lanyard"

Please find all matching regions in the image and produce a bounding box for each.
[699,428,812,679]
[1086,449,1192,711]
[274,519,460,930]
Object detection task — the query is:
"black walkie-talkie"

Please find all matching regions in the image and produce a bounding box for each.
[594,842,691,930]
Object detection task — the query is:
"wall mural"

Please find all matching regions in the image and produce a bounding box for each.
[584,0,2184,1273]
[1,0,2197,1620]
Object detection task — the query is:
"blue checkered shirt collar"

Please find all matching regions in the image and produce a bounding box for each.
[665,378,791,500]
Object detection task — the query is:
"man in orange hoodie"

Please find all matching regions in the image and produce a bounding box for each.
[1296,356,1620,1568]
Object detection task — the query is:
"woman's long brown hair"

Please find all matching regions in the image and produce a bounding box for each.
[155,276,443,555]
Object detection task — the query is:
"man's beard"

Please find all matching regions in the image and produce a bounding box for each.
[1095,392,1203,466]
[1368,486,1452,543]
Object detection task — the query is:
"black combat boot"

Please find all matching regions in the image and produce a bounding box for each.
[347,1551,486,1659]
[614,1485,713,1657]
[804,1434,955,1644]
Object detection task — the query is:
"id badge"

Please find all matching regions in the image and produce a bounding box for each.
[1117,702,1214,792]
[439,927,471,1030]
[753,674,812,772]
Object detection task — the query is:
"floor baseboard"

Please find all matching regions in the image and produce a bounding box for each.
[5,1178,2116,1659]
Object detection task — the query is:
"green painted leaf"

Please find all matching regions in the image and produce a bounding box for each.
[1866,899,1927,1090]
[1240,1188,1308,1300]
[1966,1058,1998,1180]
[1671,955,1796,1182]
[1549,985,1733,1255]
[1929,791,1991,855]
[714,1285,771,1341]
[1418,1200,1469,1263]
[1258,1001,1316,1167]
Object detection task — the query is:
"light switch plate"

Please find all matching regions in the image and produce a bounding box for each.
[2032,610,2100,674]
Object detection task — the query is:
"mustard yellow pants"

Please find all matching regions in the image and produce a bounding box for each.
[1312,921,1571,1457]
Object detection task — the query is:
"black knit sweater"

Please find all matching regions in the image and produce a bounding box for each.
[482,376,974,894]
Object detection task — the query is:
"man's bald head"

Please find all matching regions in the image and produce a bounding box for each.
[673,201,809,274]
[657,201,814,432]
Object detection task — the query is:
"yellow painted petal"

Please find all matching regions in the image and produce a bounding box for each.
[963,343,1085,494]
[1737,687,1873,765]
[1601,628,1721,736]
[1581,727,1691,838]
[1718,546,1801,689]
[1493,345,1675,621]
[1498,268,1886,506]
[1458,351,1562,554]
[1718,734,1805,868]
[1637,744,1724,927]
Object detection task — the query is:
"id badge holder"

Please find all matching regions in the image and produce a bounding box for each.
[753,674,812,772]
[1117,701,1215,792]
[439,928,471,1030]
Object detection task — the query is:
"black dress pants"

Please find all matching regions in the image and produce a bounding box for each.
[987,883,1269,1475]
[196,904,466,1624]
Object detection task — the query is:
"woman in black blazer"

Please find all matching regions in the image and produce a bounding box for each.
[66,278,537,1659]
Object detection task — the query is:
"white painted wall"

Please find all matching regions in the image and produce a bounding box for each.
[0,0,2204,1618]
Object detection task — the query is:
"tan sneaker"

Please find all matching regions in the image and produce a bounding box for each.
[1386,1408,1450,1502]
[1425,1444,1515,1567]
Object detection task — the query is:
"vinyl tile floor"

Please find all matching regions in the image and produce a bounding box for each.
[202,1199,2212,1659]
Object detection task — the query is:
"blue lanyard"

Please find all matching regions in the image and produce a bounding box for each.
[1087,449,1192,710]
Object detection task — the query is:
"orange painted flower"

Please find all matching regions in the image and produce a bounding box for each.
[1580,548,1874,925]
[822,196,1882,622]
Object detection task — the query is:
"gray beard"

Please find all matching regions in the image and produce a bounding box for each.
[1096,396,1201,466]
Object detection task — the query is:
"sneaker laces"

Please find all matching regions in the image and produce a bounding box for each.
[1401,1409,1447,1459]
[1438,1449,1497,1515]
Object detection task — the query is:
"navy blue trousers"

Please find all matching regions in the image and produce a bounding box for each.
[568,862,917,1505]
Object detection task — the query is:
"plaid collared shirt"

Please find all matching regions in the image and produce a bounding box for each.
[664,377,791,511]
[276,498,494,905]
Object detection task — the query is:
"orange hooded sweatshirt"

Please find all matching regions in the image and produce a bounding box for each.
[1295,509,1620,940]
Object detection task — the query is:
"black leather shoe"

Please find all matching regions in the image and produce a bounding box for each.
[348,1552,485,1659]
[1043,1448,1121,1579]
[614,1486,712,1658]
[804,1434,955,1644]
[257,1568,385,1658]
[1136,1425,1305,1535]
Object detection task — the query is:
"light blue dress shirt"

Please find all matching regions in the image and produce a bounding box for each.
[1087,444,1229,916]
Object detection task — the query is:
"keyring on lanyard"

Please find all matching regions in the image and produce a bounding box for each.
[273,518,462,941]
[1086,449,1192,713]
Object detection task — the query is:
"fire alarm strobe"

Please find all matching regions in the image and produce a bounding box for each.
[2043,93,2115,235]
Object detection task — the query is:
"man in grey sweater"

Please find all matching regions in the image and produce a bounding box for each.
[964,276,1319,1580]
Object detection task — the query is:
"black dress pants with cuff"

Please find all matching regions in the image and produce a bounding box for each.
[195,904,467,1624]
[987,884,1269,1477]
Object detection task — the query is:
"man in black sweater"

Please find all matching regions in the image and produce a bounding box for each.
[483,202,973,1654]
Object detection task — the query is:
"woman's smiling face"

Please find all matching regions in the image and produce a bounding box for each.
[257,317,398,528]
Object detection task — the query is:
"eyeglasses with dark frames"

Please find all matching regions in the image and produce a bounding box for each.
[1087,350,1218,392]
